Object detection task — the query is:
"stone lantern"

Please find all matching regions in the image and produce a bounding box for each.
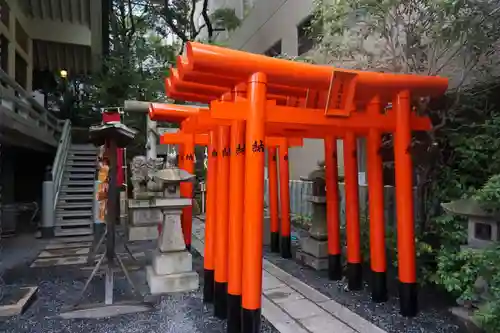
[442,198,500,249]
[296,161,329,270]
[442,198,497,330]
[146,167,199,295]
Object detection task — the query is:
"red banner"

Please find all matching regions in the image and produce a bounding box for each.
[102,111,124,187]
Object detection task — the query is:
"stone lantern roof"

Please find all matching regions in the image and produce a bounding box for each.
[153,168,195,185]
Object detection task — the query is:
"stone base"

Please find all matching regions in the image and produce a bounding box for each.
[128,225,158,241]
[133,192,164,199]
[296,250,328,270]
[449,307,483,333]
[146,266,199,295]
[59,303,152,319]
[158,214,186,252]
[300,236,328,258]
[262,215,272,246]
[152,250,193,275]
[129,206,162,227]
[0,286,38,317]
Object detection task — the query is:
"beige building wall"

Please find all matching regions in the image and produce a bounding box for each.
[0,0,98,91]
[0,0,33,89]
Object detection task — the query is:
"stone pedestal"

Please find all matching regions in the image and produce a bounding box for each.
[146,202,199,295]
[128,225,159,241]
[263,212,272,246]
[127,198,162,241]
[296,236,329,270]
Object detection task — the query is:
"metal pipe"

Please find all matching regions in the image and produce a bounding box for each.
[41,166,55,238]
[123,100,151,113]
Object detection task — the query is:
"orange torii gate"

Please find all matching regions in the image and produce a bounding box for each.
[166,67,431,295]
[149,103,303,331]
[161,42,448,333]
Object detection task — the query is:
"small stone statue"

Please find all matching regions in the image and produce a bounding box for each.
[296,160,329,270]
[304,160,328,240]
[129,155,165,199]
[166,148,178,168]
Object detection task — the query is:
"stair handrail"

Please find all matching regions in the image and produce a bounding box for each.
[51,119,72,209]
[0,68,63,141]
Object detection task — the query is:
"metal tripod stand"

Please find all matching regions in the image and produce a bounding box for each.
[67,134,146,312]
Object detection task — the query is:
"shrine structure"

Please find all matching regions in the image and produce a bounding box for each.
[148,42,448,333]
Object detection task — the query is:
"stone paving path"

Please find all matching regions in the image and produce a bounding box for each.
[30,234,147,268]
[191,218,387,333]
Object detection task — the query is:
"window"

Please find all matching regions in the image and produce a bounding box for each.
[474,222,492,241]
[15,20,29,53]
[0,0,9,29]
[264,40,281,57]
[15,52,27,89]
[0,35,8,73]
[297,15,314,56]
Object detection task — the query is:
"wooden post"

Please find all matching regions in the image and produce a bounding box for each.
[366,96,388,302]
[325,136,342,280]
[214,125,230,319]
[180,130,195,250]
[278,140,291,258]
[267,147,280,253]
[241,73,267,333]
[343,131,362,291]
[203,130,218,303]
[227,120,246,332]
[393,90,418,317]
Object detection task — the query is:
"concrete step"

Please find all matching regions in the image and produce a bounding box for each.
[67,154,97,160]
[57,209,93,217]
[66,161,97,167]
[65,180,95,186]
[66,168,95,174]
[56,218,93,227]
[70,144,98,151]
[54,226,93,237]
[57,201,93,209]
[58,194,94,201]
[68,152,97,158]
[64,173,95,179]
[61,187,94,194]
[61,183,95,189]
[66,164,96,169]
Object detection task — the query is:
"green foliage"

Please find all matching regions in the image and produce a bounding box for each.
[473,174,500,213]
[67,0,177,158]
[273,53,314,63]
[211,8,241,31]
[431,104,500,332]
[310,0,500,76]
[306,0,500,330]
[145,1,242,46]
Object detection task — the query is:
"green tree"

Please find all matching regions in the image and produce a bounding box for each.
[307,1,500,330]
[67,0,177,156]
[139,0,241,174]
[144,0,241,49]
[308,0,500,234]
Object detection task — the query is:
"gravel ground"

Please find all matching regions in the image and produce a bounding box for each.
[264,229,466,333]
[0,234,278,333]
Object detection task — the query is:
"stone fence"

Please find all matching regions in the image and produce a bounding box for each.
[198,179,419,226]
[264,179,419,226]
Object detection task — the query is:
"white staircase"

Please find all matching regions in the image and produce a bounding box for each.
[54,144,98,237]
